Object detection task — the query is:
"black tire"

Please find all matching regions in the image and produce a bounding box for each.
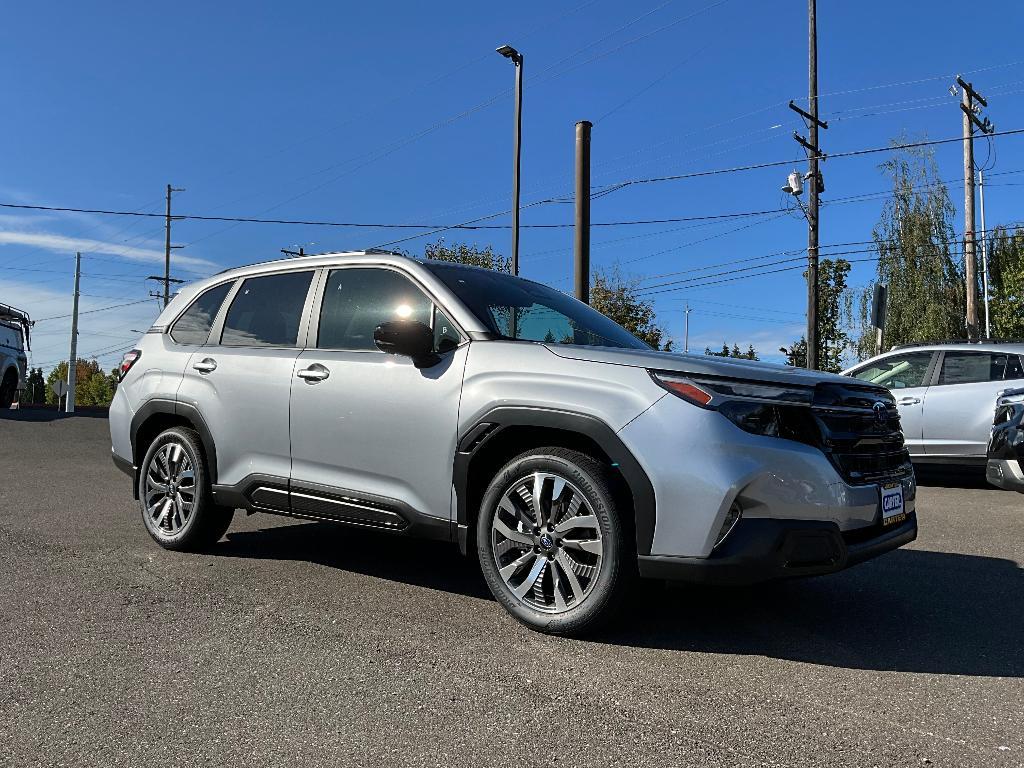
[476,447,632,636]
[0,371,17,408]
[137,427,233,551]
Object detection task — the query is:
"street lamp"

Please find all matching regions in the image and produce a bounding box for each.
[496,43,523,275]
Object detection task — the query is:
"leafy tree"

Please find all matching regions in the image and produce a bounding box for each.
[423,239,512,273]
[853,142,964,359]
[590,267,672,350]
[24,367,46,404]
[783,258,851,372]
[986,226,1024,338]
[45,359,117,407]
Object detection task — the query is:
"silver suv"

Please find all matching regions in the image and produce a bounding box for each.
[110,251,917,634]
[0,303,31,408]
[844,342,1024,466]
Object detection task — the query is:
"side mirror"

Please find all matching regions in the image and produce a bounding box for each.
[374,320,439,367]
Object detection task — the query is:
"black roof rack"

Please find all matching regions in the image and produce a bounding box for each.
[0,302,33,350]
[891,338,1024,350]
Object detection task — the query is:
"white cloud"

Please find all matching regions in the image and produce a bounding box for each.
[0,229,214,270]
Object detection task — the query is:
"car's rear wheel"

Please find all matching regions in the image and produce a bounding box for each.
[138,427,233,551]
[476,447,631,636]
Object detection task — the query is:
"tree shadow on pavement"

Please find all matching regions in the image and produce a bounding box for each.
[603,548,1024,678]
[217,521,1023,677]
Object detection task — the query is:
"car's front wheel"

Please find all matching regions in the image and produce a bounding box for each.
[476,447,631,636]
[138,427,233,551]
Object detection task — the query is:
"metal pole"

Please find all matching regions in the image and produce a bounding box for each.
[962,86,979,340]
[65,252,81,414]
[164,184,172,308]
[511,55,523,276]
[574,120,592,304]
[684,303,691,353]
[979,168,991,338]
[806,0,820,370]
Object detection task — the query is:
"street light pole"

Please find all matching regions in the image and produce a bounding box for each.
[497,44,523,275]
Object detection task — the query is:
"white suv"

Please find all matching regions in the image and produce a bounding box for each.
[0,303,31,408]
[110,252,918,635]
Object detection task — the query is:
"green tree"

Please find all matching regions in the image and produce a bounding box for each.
[423,239,511,273]
[853,142,964,359]
[780,338,807,368]
[987,226,1024,338]
[45,359,117,407]
[590,267,672,350]
[24,367,46,404]
[783,258,851,372]
[705,343,759,360]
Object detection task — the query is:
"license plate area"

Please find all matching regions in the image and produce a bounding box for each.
[880,482,906,526]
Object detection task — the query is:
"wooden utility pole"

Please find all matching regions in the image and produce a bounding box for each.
[574,120,592,304]
[163,184,185,307]
[957,76,993,341]
[65,252,81,414]
[806,0,820,370]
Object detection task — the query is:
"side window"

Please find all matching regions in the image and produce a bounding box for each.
[1007,355,1024,380]
[220,271,314,347]
[433,307,462,352]
[939,351,1016,385]
[852,352,933,389]
[317,268,433,351]
[170,282,233,345]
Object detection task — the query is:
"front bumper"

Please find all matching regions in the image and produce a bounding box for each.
[637,511,918,584]
[986,458,1024,492]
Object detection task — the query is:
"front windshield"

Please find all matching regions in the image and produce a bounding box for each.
[423,263,649,350]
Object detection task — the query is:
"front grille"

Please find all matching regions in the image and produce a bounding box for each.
[812,382,913,485]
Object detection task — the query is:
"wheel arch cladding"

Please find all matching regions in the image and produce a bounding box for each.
[131,400,219,490]
[454,407,656,557]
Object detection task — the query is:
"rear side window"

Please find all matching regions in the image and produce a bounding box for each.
[852,352,933,389]
[939,351,1024,384]
[170,282,232,345]
[220,271,314,347]
[317,268,432,350]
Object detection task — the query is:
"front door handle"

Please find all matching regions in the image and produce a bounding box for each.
[193,358,217,374]
[296,364,330,382]
[897,396,921,405]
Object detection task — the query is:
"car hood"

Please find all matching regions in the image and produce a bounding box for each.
[545,345,856,387]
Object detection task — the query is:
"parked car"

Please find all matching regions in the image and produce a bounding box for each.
[0,302,31,408]
[844,342,1024,466]
[986,386,1024,492]
[110,252,917,635]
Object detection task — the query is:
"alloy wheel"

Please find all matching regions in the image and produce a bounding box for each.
[490,472,604,614]
[144,442,197,536]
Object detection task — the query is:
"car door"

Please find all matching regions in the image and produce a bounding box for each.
[176,268,317,489]
[922,350,1024,459]
[848,351,936,457]
[288,265,468,532]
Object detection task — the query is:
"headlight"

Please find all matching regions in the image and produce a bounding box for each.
[650,371,819,445]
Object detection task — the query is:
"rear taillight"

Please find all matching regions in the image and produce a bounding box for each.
[119,349,141,381]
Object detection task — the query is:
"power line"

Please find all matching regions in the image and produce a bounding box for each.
[34,299,154,323]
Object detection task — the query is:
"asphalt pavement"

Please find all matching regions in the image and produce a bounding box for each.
[1,411,1022,768]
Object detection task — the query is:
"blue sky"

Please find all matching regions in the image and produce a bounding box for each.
[3,0,1024,372]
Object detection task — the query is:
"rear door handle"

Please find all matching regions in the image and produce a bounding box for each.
[897,396,921,405]
[192,358,217,374]
[296,364,330,382]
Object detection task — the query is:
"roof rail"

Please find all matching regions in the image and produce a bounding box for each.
[891,338,1024,350]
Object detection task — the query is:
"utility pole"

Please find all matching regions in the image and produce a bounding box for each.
[978,169,991,338]
[574,120,592,304]
[957,76,994,341]
[65,252,81,414]
[496,44,524,275]
[683,303,692,353]
[788,0,827,370]
[163,184,185,307]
